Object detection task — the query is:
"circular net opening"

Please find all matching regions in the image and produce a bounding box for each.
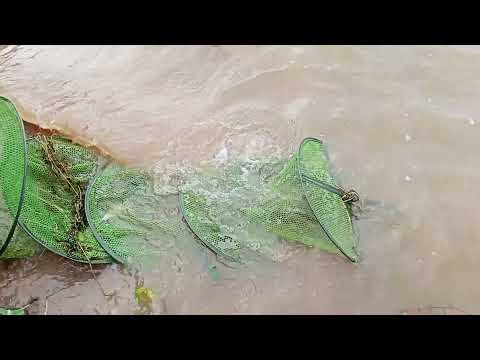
[17,135,112,263]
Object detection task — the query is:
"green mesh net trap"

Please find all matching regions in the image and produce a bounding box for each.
[181,137,360,263]
[0,97,38,259]
[85,164,189,265]
[0,96,361,266]
[16,135,112,263]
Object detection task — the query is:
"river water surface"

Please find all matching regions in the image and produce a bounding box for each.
[0,45,479,314]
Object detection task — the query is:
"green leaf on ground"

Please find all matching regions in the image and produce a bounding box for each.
[135,287,154,308]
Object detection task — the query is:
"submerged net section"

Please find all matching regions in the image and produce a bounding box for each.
[242,153,341,254]
[15,135,112,263]
[0,97,27,257]
[181,138,359,263]
[86,164,190,266]
[180,158,314,264]
[180,190,243,264]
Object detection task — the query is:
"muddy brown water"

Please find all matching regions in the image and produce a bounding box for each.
[1,45,479,314]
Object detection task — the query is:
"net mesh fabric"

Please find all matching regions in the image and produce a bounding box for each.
[0,227,43,259]
[181,138,357,263]
[86,164,188,265]
[0,97,40,259]
[180,190,243,263]
[243,153,340,254]
[17,135,112,263]
[298,138,358,261]
[180,157,303,264]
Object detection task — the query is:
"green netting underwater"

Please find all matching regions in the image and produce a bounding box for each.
[0,97,361,266]
[86,164,190,266]
[180,137,360,264]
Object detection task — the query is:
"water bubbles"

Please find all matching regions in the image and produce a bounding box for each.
[468,118,476,126]
[405,134,412,143]
[405,175,412,182]
[427,98,432,103]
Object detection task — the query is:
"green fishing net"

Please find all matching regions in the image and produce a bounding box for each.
[15,135,112,263]
[242,153,341,255]
[0,97,28,257]
[0,227,43,259]
[180,190,243,263]
[181,137,359,263]
[1,100,360,268]
[297,137,358,261]
[180,158,304,264]
[86,164,189,265]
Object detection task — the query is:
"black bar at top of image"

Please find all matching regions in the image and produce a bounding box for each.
[1,4,479,45]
